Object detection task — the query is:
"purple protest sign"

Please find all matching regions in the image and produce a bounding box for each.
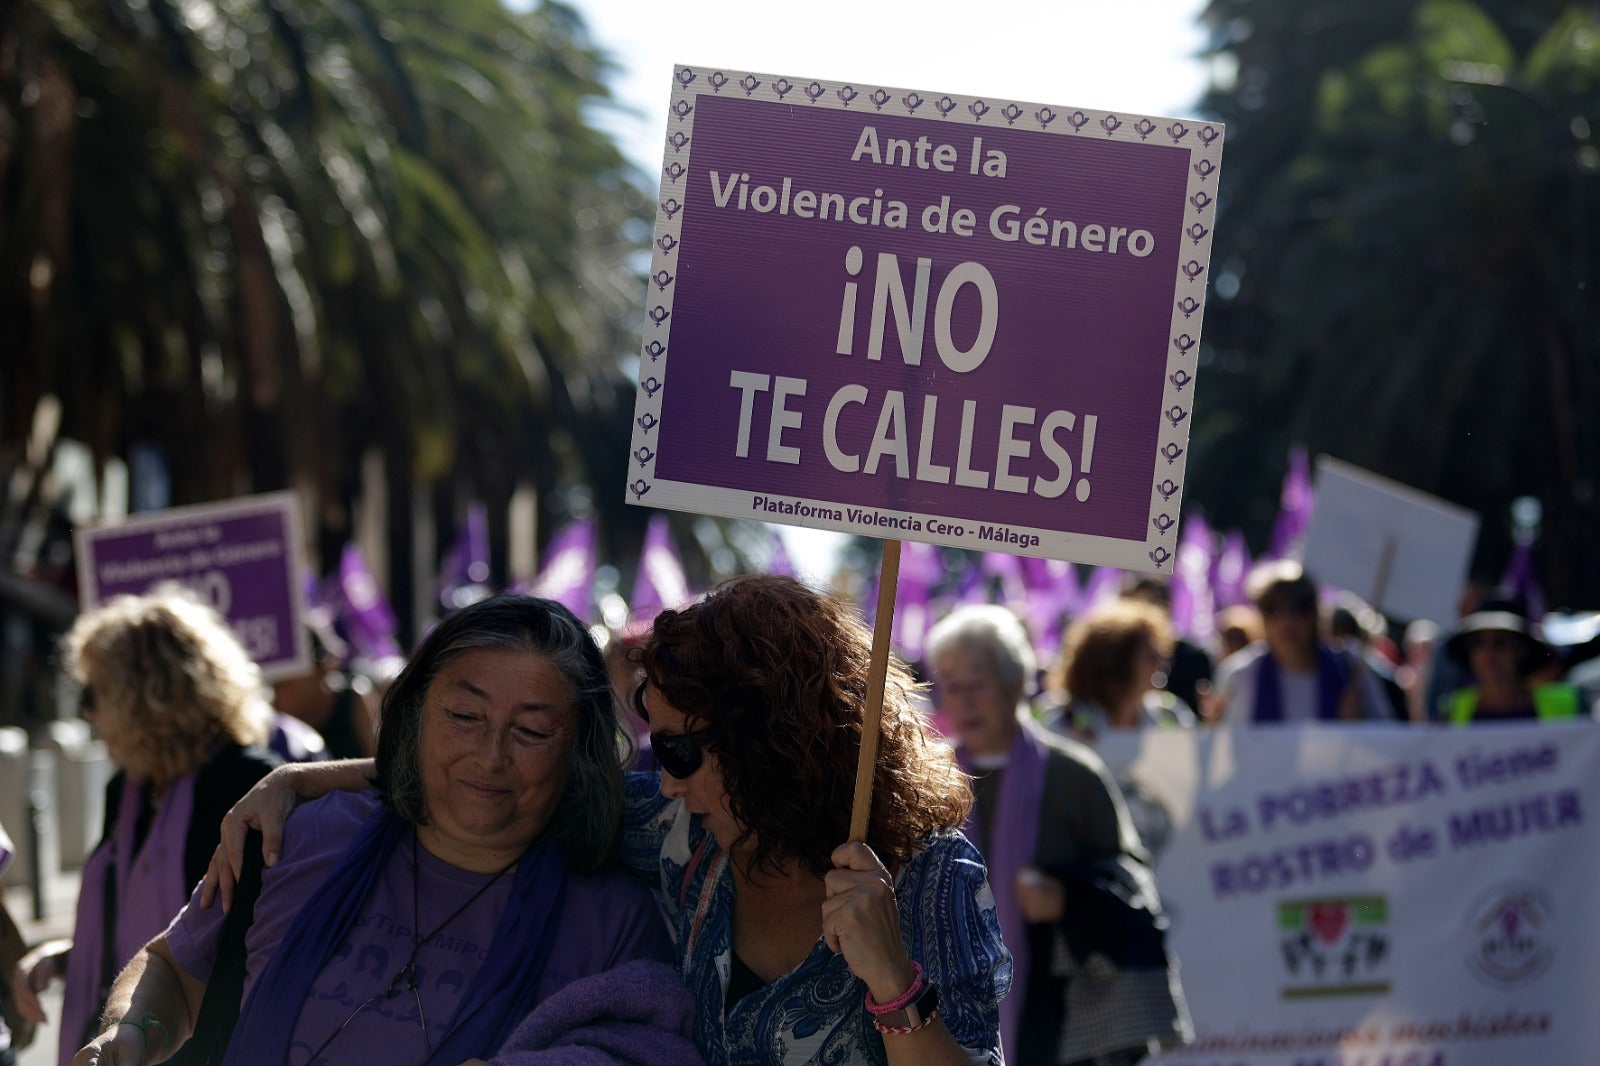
[629,67,1223,572]
[528,517,598,622]
[1268,446,1315,560]
[73,491,311,681]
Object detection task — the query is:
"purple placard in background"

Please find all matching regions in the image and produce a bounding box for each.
[73,491,310,681]
[629,68,1224,573]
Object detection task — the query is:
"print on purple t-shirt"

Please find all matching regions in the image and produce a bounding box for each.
[166,791,673,1063]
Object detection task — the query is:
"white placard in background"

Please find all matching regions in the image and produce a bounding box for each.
[1301,456,1478,625]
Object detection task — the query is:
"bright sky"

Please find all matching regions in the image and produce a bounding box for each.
[572,0,1214,178]
[561,0,1215,580]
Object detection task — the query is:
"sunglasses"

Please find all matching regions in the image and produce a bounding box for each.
[652,728,715,780]
[78,685,96,713]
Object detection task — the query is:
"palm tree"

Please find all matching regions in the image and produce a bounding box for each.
[1193,0,1600,604]
[1,0,650,636]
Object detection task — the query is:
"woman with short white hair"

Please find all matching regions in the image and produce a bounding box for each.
[926,603,1188,1066]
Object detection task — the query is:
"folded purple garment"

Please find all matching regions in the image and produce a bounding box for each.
[490,959,703,1066]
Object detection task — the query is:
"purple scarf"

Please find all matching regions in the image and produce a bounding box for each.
[61,773,197,1065]
[1254,645,1350,723]
[488,959,699,1066]
[224,805,568,1066]
[958,718,1047,1060]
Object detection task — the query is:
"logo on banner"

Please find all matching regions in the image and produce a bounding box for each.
[1278,896,1390,999]
[1465,882,1554,987]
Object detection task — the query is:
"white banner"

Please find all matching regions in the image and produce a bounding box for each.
[1090,723,1600,1066]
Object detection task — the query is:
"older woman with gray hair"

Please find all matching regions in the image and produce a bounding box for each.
[70,593,694,1066]
[209,575,1007,1066]
[926,604,1188,1066]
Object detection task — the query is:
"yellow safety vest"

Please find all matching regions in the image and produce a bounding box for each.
[1445,683,1582,725]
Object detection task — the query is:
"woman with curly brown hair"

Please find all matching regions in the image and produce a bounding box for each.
[204,574,1009,1065]
[626,574,1008,1065]
[12,587,281,1065]
[1044,600,1196,741]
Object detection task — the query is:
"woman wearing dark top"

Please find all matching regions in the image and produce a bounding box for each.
[11,587,281,1065]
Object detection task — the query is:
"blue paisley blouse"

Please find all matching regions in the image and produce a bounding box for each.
[622,773,1011,1065]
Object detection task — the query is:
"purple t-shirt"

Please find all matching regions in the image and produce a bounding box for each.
[167,791,673,1063]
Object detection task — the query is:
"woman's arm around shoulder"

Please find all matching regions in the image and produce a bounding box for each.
[200,757,375,911]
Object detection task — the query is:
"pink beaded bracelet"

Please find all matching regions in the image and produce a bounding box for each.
[863,961,924,1016]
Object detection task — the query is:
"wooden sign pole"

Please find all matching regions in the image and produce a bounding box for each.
[849,539,902,843]
[1370,534,1397,615]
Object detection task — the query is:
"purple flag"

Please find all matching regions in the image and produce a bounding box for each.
[632,514,692,616]
[903,539,947,589]
[1171,513,1216,643]
[1020,558,1083,667]
[296,570,355,668]
[335,544,402,663]
[981,552,1028,607]
[1081,566,1124,614]
[766,527,796,579]
[1213,530,1252,609]
[301,571,327,617]
[979,557,1056,665]
[301,571,339,641]
[1267,446,1315,560]
[954,553,987,607]
[439,503,492,611]
[1501,542,1546,621]
[527,518,597,622]
[1021,558,1082,615]
[889,540,943,664]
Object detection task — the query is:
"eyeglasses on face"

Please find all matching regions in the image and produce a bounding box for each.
[651,728,715,780]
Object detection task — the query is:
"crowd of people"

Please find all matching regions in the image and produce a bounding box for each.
[1,553,1595,1066]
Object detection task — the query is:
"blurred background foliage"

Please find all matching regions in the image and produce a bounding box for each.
[0,0,714,640]
[1192,0,1600,604]
[3,0,1599,649]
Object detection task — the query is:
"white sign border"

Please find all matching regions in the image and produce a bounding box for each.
[627,64,1224,573]
[73,490,313,682]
